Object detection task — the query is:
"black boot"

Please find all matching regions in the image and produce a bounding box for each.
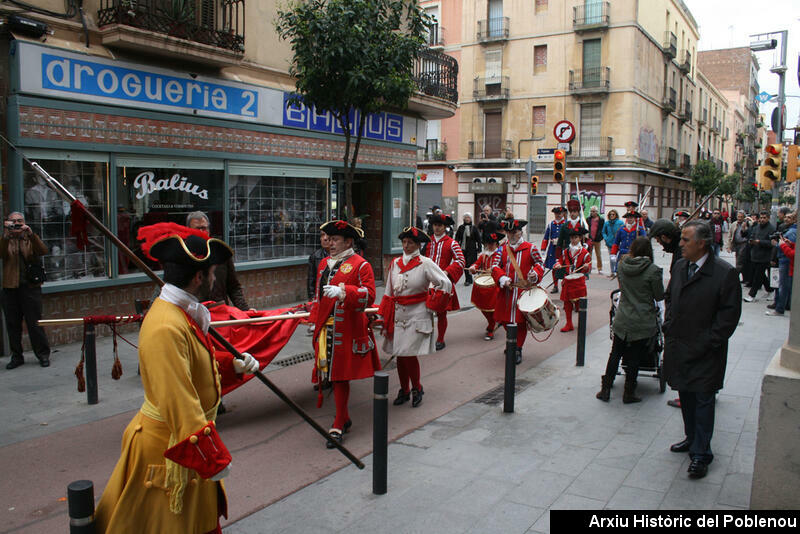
[393,389,410,406]
[622,378,641,404]
[411,387,424,407]
[596,375,613,402]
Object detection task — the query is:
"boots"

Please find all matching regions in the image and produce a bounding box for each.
[596,375,613,401]
[560,301,574,332]
[622,377,641,404]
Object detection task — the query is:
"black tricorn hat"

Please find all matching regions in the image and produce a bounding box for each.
[320,220,364,240]
[138,223,232,268]
[568,226,589,237]
[482,221,505,244]
[398,226,430,244]
[674,210,690,218]
[624,200,639,208]
[429,213,455,227]
[501,218,528,232]
[551,206,566,214]
[623,211,641,219]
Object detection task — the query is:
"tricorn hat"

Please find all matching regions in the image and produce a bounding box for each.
[568,226,589,237]
[320,220,364,240]
[398,226,430,244]
[674,210,690,218]
[481,221,505,243]
[624,200,639,208]
[138,223,232,267]
[551,206,566,214]
[429,213,455,227]
[567,199,581,211]
[623,211,641,219]
[501,218,528,232]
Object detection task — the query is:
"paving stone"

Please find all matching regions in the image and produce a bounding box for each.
[717,472,752,508]
[467,501,545,534]
[509,469,575,509]
[606,486,666,510]
[550,493,606,510]
[624,458,680,493]
[661,479,723,509]
[439,477,518,517]
[566,464,630,501]
[539,444,600,477]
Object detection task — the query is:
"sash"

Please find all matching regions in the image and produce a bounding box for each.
[378,292,428,339]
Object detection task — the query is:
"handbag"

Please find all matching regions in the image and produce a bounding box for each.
[23,257,47,285]
[769,267,780,289]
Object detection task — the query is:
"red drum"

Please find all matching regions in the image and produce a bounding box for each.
[470,274,497,312]
[426,288,451,313]
[560,273,587,301]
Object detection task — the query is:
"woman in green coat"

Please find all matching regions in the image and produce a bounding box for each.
[597,237,664,403]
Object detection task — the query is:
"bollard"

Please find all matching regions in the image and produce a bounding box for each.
[67,480,95,534]
[373,371,389,495]
[576,297,587,366]
[503,324,517,413]
[85,324,98,405]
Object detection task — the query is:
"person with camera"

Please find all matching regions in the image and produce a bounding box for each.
[455,213,482,286]
[767,211,796,317]
[743,211,775,303]
[727,211,750,281]
[1,212,51,369]
[477,204,497,232]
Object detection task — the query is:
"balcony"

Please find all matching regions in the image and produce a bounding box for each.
[412,47,459,110]
[679,49,691,73]
[473,76,510,102]
[660,146,678,169]
[681,154,691,173]
[477,17,509,43]
[698,108,707,125]
[723,127,729,140]
[468,139,513,160]
[663,31,677,59]
[417,142,447,162]
[711,119,720,134]
[97,0,245,66]
[427,23,445,48]
[662,87,677,113]
[745,125,757,138]
[569,67,610,94]
[573,2,610,32]
[572,136,613,161]
[678,100,692,122]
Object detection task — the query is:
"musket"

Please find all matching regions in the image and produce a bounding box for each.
[686,186,720,222]
[0,133,365,469]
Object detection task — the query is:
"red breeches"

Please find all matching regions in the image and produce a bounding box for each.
[436,311,447,342]
[332,380,350,430]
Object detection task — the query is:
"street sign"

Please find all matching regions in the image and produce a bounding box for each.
[757,91,773,104]
[536,148,555,162]
[553,120,576,143]
[537,148,555,154]
[557,142,571,152]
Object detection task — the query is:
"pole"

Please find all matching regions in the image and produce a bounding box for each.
[372,371,389,495]
[67,480,95,534]
[576,297,587,366]
[84,324,98,405]
[503,324,517,413]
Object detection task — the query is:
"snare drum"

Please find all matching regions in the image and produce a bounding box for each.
[471,274,497,312]
[517,287,561,333]
[561,273,587,301]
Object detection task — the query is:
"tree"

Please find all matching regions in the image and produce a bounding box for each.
[690,159,724,199]
[276,0,430,219]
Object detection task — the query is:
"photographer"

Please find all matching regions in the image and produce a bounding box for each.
[767,211,796,316]
[727,211,750,281]
[477,204,497,232]
[1,212,51,369]
[743,211,775,303]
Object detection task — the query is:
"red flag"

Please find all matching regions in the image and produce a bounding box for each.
[70,199,90,250]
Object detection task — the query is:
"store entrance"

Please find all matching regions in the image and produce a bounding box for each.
[334,172,385,280]
[475,193,506,222]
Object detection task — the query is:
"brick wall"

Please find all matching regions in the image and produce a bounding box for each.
[697,48,752,92]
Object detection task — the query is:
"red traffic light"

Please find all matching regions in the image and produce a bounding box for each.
[765,144,781,155]
[554,149,566,160]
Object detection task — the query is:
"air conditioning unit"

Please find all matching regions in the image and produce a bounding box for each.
[473,177,487,183]
[486,177,500,183]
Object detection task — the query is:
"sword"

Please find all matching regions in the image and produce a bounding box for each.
[0,133,365,469]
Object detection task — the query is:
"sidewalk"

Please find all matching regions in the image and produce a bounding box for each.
[226,259,788,533]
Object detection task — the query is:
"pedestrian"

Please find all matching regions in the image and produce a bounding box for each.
[663,221,741,480]
[602,209,623,277]
[597,236,664,403]
[624,201,646,232]
[610,211,647,268]
[95,224,258,532]
[727,211,750,282]
[674,210,690,227]
[649,218,683,274]
[492,218,544,364]
[587,206,605,273]
[767,211,796,316]
[468,221,504,340]
[477,204,497,232]
[380,227,451,408]
[541,206,566,293]
[423,213,465,350]
[709,209,728,257]
[310,220,381,448]
[743,211,775,302]
[308,230,330,302]
[455,213,482,286]
[640,209,654,231]
[554,227,591,333]
[1,212,51,369]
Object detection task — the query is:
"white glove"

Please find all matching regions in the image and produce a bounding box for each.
[468,265,477,274]
[499,276,511,288]
[232,352,259,374]
[323,285,343,299]
[527,269,539,284]
[610,254,617,262]
[210,464,231,481]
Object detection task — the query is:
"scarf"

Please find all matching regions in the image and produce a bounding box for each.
[327,247,354,270]
[508,237,524,250]
[567,216,580,226]
[625,222,635,230]
[569,243,583,255]
[402,250,420,264]
[159,283,210,335]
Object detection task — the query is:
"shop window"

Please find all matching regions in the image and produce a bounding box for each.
[23,158,109,281]
[116,158,225,274]
[389,174,413,250]
[228,171,329,262]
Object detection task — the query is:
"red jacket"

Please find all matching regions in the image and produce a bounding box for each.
[310,253,381,382]
[780,241,795,275]
[558,246,592,275]
[491,241,544,324]
[424,234,465,310]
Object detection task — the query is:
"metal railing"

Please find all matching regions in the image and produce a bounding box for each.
[660,146,678,168]
[573,136,612,160]
[663,31,677,58]
[427,23,444,47]
[573,2,610,30]
[417,142,447,161]
[473,76,510,100]
[569,67,610,92]
[477,17,509,41]
[98,0,245,52]
[663,87,676,111]
[678,101,692,122]
[679,49,691,72]
[698,108,707,124]
[468,139,513,159]
[413,47,459,104]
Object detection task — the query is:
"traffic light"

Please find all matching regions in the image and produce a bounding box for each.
[787,144,800,183]
[756,166,771,190]
[763,144,783,181]
[553,149,566,182]
[530,175,539,194]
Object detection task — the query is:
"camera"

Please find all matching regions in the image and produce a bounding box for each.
[12,223,22,230]
[769,232,782,241]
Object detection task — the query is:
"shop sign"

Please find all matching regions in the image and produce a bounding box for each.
[283,94,403,142]
[416,169,443,184]
[469,182,507,194]
[132,171,209,200]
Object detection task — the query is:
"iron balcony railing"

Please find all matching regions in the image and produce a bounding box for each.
[711,119,720,133]
[468,139,513,160]
[569,67,610,93]
[698,108,707,125]
[413,47,459,104]
[660,146,678,169]
[663,31,677,58]
[473,76,510,101]
[417,142,447,161]
[682,154,691,171]
[427,23,444,47]
[573,2,610,31]
[477,17,509,42]
[573,136,613,160]
[678,100,692,122]
[98,0,245,52]
[663,87,677,112]
[679,49,691,72]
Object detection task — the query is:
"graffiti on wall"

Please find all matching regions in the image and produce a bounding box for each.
[638,127,658,163]
[569,184,605,219]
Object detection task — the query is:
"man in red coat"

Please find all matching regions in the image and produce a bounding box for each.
[311,220,381,449]
[424,213,465,350]
[491,218,544,364]
[554,227,592,332]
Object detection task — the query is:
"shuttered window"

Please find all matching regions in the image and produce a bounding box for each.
[484,112,502,158]
[582,39,601,87]
[579,103,601,158]
[485,49,503,81]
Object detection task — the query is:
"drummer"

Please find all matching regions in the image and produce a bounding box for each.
[541,206,566,295]
[610,211,647,268]
[423,213,465,350]
[468,221,504,340]
[491,218,544,364]
[379,227,452,408]
[625,200,647,231]
[556,199,589,293]
[554,227,592,332]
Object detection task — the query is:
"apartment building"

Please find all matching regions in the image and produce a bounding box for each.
[419,0,701,233]
[696,70,730,173]
[0,0,457,344]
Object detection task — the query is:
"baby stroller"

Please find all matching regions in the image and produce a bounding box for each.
[609,289,666,393]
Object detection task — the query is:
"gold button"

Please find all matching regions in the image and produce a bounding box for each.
[134,424,142,432]
[145,481,153,489]
[190,478,198,485]
[203,427,212,436]
[189,435,198,444]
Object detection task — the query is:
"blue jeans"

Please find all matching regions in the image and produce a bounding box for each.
[776,263,792,313]
[607,245,617,273]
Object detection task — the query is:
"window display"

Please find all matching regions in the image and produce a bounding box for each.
[390,174,413,249]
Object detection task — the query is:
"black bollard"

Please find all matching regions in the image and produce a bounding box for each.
[373,371,389,495]
[576,297,587,366]
[85,324,98,405]
[503,324,517,413]
[67,480,95,534]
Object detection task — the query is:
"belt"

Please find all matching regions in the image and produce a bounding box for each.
[316,317,335,373]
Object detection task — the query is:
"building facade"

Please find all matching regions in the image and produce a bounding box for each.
[0,0,457,345]
[696,70,730,173]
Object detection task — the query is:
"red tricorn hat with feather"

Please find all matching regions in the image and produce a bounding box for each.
[137,222,232,267]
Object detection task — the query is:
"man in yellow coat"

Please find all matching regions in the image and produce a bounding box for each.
[95,223,259,533]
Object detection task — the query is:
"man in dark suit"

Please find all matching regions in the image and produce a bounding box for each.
[663,221,742,479]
